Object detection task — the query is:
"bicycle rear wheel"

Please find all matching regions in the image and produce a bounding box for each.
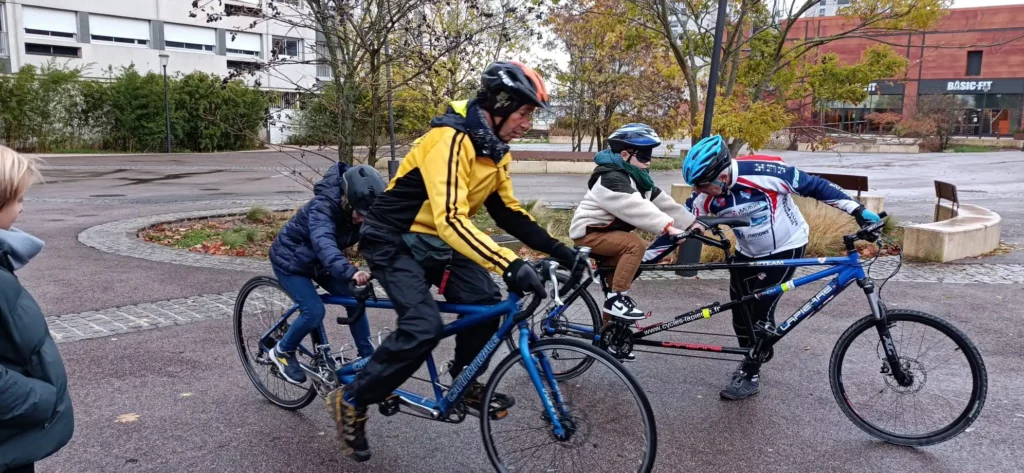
[481,339,656,473]
[504,271,603,380]
[830,309,987,446]
[234,276,317,410]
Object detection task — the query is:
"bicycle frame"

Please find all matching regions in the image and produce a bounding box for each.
[258,292,572,436]
[548,249,877,357]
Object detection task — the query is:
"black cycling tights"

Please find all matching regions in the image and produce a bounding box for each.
[728,245,806,374]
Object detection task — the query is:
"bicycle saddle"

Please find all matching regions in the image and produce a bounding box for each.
[697,216,751,228]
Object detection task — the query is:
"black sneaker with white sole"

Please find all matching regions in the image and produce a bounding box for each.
[603,293,646,320]
[269,344,307,385]
[720,372,760,400]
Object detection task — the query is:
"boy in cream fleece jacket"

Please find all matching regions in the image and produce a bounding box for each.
[569,124,701,323]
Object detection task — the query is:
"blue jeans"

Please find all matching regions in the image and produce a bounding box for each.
[272,266,375,359]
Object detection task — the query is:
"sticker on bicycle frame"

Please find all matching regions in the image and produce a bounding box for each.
[781,281,795,292]
[702,308,711,318]
[818,257,827,264]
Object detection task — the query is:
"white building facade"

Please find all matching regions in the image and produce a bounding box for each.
[0,0,328,93]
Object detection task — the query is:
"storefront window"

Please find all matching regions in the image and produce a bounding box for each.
[919,93,1023,136]
[814,94,904,133]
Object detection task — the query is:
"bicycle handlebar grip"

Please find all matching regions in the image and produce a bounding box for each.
[338,280,375,325]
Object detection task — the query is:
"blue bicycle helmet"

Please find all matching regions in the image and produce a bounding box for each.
[607,123,662,153]
[683,135,732,186]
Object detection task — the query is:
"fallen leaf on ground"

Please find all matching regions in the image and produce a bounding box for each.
[115,413,141,424]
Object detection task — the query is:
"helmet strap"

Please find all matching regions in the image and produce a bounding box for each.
[492,113,513,143]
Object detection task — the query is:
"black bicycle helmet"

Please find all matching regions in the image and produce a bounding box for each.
[607,123,663,153]
[476,61,551,119]
[341,164,386,215]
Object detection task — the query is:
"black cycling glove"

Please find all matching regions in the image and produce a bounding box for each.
[503,259,547,297]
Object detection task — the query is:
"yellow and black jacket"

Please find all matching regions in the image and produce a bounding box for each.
[364,100,570,274]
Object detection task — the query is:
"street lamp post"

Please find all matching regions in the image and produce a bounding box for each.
[384,40,398,181]
[159,53,172,153]
[679,0,730,277]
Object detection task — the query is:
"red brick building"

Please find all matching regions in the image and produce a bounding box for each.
[790,5,1024,136]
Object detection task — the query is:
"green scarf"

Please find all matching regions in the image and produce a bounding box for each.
[625,162,655,193]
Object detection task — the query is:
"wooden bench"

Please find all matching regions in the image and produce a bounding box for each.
[903,180,1001,262]
[934,180,959,221]
[512,151,595,162]
[806,172,883,213]
[807,172,868,199]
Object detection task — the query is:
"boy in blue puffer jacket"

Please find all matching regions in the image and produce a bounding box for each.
[268,163,386,385]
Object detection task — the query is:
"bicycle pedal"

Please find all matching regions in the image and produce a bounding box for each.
[378,394,400,416]
[376,328,392,345]
[332,344,354,364]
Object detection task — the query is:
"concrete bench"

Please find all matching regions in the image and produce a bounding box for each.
[903,181,1002,262]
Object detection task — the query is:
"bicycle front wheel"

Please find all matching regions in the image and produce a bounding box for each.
[830,309,987,446]
[481,339,656,473]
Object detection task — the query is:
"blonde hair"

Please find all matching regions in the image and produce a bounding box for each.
[0,146,42,210]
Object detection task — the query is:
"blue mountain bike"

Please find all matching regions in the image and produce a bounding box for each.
[532,213,987,447]
[232,257,658,472]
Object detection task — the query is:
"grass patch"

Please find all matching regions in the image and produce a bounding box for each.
[950,145,1002,153]
[649,157,682,172]
[221,227,263,248]
[173,227,219,249]
[45,148,113,154]
[246,205,272,224]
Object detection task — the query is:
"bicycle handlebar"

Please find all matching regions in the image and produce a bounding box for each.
[843,211,889,249]
[337,278,378,325]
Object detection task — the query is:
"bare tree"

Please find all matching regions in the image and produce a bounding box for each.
[192,0,542,165]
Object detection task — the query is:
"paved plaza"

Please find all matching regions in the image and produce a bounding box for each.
[16,149,1024,472]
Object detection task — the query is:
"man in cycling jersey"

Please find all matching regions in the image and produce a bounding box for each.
[325,61,580,462]
[682,135,879,400]
[570,123,702,328]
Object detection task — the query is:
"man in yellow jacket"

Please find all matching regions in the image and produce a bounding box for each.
[327,61,579,462]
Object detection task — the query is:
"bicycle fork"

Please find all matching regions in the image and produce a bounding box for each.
[862,279,913,387]
[518,326,574,440]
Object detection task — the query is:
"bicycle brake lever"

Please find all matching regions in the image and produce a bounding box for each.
[547,260,564,306]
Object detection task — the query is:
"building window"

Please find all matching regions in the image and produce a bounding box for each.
[818,7,826,16]
[26,43,80,57]
[165,23,216,53]
[315,42,332,78]
[280,92,300,108]
[815,94,904,134]
[227,31,261,58]
[90,15,150,47]
[273,36,301,58]
[23,6,77,41]
[966,51,983,77]
[225,3,262,18]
